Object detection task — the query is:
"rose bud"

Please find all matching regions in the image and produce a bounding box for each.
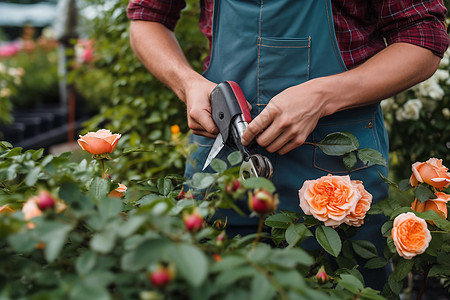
[183,209,203,232]
[226,178,242,194]
[315,266,328,285]
[248,189,279,215]
[176,189,194,200]
[77,129,121,155]
[108,183,127,198]
[212,217,227,231]
[216,231,227,246]
[148,263,175,288]
[37,190,55,211]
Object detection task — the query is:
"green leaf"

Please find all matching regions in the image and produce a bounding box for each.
[357,148,387,167]
[264,214,292,229]
[338,274,364,294]
[191,173,216,190]
[269,248,313,267]
[392,258,414,281]
[317,132,359,156]
[121,239,172,271]
[25,167,41,186]
[157,177,173,196]
[211,158,227,173]
[171,243,208,287]
[117,215,146,238]
[0,141,13,149]
[364,257,388,269]
[211,256,247,272]
[34,221,73,262]
[359,288,385,300]
[89,177,111,203]
[414,185,436,203]
[31,148,44,160]
[377,170,398,188]
[242,177,276,193]
[343,152,357,171]
[98,196,122,220]
[75,250,97,276]
[69,282,110,300]
[227,151,243,166]
[7,232,36,253]
[90,230,116,254]
[250,273,276,300]
[315,225,342,257]
[398,179,413,191]
[351,240,378,259]
[285,223,312,246]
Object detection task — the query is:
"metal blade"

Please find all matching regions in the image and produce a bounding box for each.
[202,134,225,171]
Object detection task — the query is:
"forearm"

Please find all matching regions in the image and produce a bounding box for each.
[320,42,441,116]
[129,20,203,103]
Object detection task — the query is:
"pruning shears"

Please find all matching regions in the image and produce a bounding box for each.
[202,81,273,180]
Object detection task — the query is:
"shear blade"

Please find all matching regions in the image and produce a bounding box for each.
[202,134,225,171]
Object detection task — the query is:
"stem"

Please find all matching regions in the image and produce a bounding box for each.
[253,216,265,248]
[417,266,430,300]
[101,159,105,178]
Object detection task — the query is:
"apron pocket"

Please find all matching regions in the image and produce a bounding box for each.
[312,117,378,174]
[258,36,310,106]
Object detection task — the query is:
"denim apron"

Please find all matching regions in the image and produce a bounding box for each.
[185,0,390,288]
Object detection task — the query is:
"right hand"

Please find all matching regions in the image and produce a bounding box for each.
[183,77,219,138]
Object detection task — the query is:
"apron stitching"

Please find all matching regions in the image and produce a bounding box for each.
[324,0,346,72]
[213,0,220,47]
[307,36,311,80]
[260,45,309,48]
[257,0,264,112]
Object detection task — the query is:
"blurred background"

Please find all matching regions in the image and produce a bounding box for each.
[0,0,449,183]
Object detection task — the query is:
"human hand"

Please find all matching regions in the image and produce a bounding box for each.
[183,77,219,138]
[241,79,328,155]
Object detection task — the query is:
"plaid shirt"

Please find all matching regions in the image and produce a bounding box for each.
[127,0,449,69]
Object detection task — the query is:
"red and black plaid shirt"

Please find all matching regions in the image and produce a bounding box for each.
[127,0,449,70]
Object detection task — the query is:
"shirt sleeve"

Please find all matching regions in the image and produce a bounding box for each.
[127,0,187,31]
[376,0,449,58]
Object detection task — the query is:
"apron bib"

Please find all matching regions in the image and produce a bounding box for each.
[186,1,389,277]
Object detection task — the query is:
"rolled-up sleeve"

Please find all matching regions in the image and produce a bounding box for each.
[127,0,186,31]
[377,0,449,57]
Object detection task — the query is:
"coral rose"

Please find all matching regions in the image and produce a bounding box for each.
[391,212,431,259]
[410,158,450,190]
[411,192,450,224]
[299,175,360,227]
[22,197,43,229]
[78,129,121,155]
[345,180,373,227]
[108,183,127,198]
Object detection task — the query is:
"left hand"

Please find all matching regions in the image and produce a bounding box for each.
[241,79,329,155]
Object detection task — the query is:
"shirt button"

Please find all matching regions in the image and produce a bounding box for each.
[367,121,373,129]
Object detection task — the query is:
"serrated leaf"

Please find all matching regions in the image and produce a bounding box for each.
[414,185,436,203]
[265,214,292,229]
[157,177,173,196]
[351,240,378,259]
[285,223,312,246]
[75,250,97,275]
[242,177,276,193]
[210,158,227,173]
[338,274,364,294]
[227,151,243,166]
[25,167,41,186]
[317,132,359,156]
[343,152,357,171]
[170,243,208,287]
[269,248,313,267]
[357,148,387,167]
[89,177,111,202]
[398,179,413,191]
[393,258,413,281]
[364,257,388,269]
[315,225,342,257]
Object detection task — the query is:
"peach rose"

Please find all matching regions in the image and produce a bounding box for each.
[78,129,121,155]
[345,180,373,227]
[299,175,360,227]
[22,197,43,229]
[108,183,127,198]
[410,158,450,190]
[391,212,431,259]
[411,192,450,224]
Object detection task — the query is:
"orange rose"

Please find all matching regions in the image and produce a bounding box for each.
[78,129,121,155]
[410,158,450,190]
[411,192,450,224]
[108,183,127,198]
[345,180,373,227]
[391,212,431,259]
[299,175,360,227]
[22,197,43,229]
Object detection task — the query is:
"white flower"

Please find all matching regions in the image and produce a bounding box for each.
[443,108,450,119]
[395,99,422,121]
[380,98,395,112]
[434,69,449,82]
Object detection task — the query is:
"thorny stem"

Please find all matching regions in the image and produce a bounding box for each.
[253,216,265,248]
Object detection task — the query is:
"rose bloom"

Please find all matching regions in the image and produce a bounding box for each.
[299,174,360,227]
[108,183,127,198]
[411,192,450,224]
[22,197,43,229]
[391,212,431,259]
[410,158,450,190]
[78,129,121,155]
[345,180,372,227]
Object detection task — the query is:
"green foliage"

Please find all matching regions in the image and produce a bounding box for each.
[71,0,209,181]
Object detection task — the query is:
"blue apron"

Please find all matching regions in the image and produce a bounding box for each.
[185,0,390,289]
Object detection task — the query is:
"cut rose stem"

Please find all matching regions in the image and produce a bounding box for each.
[253,216,265,248]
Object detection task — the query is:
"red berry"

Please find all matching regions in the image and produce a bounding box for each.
[37,190,55,211]
[183,210,203,232]
[149,269,171,287]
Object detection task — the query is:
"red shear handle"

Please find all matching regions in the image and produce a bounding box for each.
[227,81,252,123]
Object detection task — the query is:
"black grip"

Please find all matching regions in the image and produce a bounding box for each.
[210,82,242,143]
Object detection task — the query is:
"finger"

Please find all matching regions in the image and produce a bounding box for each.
[241,109,274,145]
[195,111,219,135]
[191,129,217,139]
[275,133,307,155]
[247,101,253,111]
